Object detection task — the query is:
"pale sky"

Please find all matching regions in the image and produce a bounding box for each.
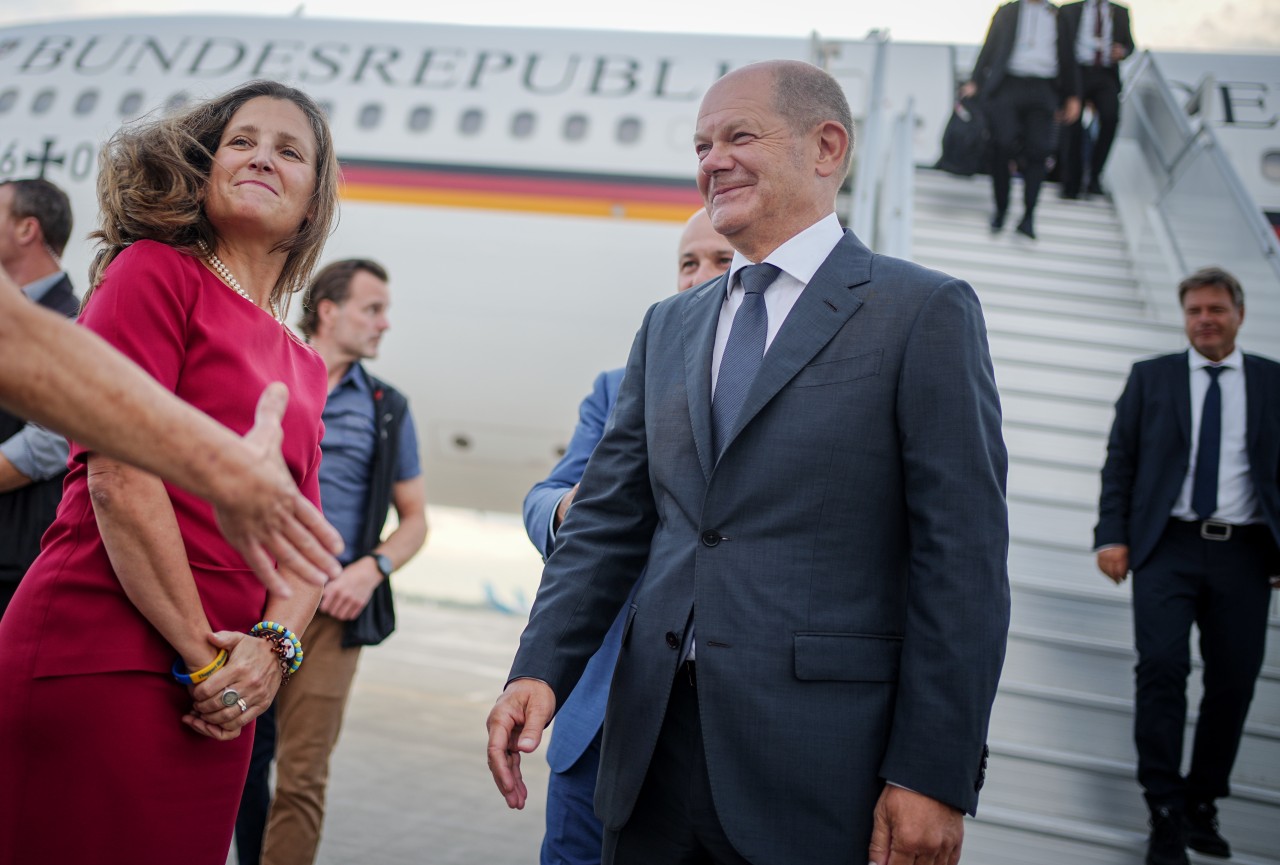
[1,0,1278,52]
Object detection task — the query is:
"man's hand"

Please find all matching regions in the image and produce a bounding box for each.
[212,383,343,597]
[1110,43,1128,63]
[1096,546,1130,584]
[320,556,383,620]
[554,483,580,530]
[486,679,556,809]
[868,785,964,865]
[1058,96,1082,126]
[958,81,978,100]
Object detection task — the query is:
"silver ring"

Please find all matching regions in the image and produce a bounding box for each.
[221,688,241,708]
[236,698,249,714]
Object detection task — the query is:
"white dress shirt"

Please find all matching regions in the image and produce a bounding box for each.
[711,213,844,395]
[1074,0,1115,66]
[1008,0,1061,80]
[1171,346,1260,525]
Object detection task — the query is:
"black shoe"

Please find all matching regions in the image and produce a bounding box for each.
[1015,214,1036,240]
[1186,801,1231,858]
[989,210,1006,232]
[1146,806,1189,865]
[1059,187,1080,200]
[1087,179,1105,197]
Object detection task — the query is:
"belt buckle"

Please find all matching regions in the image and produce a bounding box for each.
[1200,520,1232,541]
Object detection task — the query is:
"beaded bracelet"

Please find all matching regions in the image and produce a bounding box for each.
[172,648,229,685]
[250,620,304,681]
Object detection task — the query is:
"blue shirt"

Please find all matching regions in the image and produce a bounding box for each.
[319,363,421,565]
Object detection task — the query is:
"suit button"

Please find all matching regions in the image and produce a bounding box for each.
[665,631,680,649]
[701,530,721,547]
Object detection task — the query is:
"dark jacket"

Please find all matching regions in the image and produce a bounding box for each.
[1095,351,1280,572]
[341,366,410,648]
[1059,1,1135,87]
[0,275,78,583]
[971,1,1082,103]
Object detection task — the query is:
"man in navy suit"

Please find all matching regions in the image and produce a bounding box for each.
[523,209,732,865]
[1096,267,1280,865]
[490,59,1010,865]
[1058,0,1135,198]
[962,0,1081,239]
[0,179,79,619]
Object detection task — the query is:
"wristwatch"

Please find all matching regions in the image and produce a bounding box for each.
[371,552,394,579]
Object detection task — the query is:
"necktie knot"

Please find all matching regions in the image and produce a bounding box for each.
[738,263,781,297]
[1204,364,1225,381]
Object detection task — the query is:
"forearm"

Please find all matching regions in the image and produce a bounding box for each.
[377,512,428,571]
[0,452,32,493]
[88,456,216,671]
[1,296,262,507]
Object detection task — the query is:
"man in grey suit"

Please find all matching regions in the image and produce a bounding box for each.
[487,60,1011,865]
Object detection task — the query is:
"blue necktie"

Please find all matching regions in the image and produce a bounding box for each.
[712,263,780,456]
[1191,365,1225,521]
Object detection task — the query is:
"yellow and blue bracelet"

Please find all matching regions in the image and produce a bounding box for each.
[250,620,304,680]
[171,648,229,685]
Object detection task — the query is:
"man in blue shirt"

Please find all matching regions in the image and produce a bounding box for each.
[522,210,732,865]
[237,259,428,865]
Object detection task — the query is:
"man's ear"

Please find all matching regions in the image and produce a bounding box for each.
[813,120,850,180]
[14,216,42,249]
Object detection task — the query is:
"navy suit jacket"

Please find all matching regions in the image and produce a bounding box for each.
[1059,1,1135,87]
[1095,351,1280,572]
[522,367,625,773]
[971,0,1082,103]
[511,230,1010,863]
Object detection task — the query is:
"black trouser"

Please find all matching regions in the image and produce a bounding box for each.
[1132,519,1275,810]
[985,76,1058,218]
[235,702,277,865]
[602,663,752,865]
[1061,66,1122,195]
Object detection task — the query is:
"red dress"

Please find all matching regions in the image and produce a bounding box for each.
[0,241,327,863]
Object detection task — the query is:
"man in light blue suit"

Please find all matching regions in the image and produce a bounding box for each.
[491,60,1009,865]
[522,210,732,865]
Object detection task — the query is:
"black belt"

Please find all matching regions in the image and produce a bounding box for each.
[1169,518,1270,543]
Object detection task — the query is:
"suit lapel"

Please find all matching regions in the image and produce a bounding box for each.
[683,273,729,481]
[1244,354,1264,453]
[1173,351,1191,448]
[716,232,872,461]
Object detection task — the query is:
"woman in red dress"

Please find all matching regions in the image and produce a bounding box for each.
[0,80,340,862]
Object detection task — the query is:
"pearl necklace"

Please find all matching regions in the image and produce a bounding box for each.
[198,241,279,319]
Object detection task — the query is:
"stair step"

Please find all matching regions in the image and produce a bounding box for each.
[918,241,1137,285]
[915,219,1130,258]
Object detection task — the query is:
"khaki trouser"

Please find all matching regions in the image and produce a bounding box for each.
[261,612,362,865]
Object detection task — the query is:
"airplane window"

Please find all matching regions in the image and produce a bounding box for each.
[32,89,55,115]
[564,114,588,142]
[617,117,642,144]
[165,92,190,113]
[460,109,484,136]
[408,106,433,133]
[358,103,382,130]
[0,89,15,115]
[74,90,99,116]
[119,91,144,117]
[1264,151,1280,183]
[511,111,536,139]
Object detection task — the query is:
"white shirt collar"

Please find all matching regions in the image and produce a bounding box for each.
[724,213,844,296]
[1188,345,1243,370]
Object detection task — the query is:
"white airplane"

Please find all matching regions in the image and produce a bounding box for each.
[1,14,1276,512]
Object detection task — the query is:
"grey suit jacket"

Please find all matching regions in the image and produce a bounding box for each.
[511,231,1010,864]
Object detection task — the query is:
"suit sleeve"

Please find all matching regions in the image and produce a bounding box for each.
[1057,8,1083,101]
[1115,7,1135,59]
[511,311,659,710]
[521,370,615,560]
[1094,364,1143,549]
[969,7,1003,90]
[879,278,1011,816]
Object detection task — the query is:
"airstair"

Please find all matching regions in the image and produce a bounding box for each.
[909,166,1280,865]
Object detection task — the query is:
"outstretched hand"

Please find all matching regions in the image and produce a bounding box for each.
[486,678,556,809]
[213,383,343,597]
[868,785,964,865]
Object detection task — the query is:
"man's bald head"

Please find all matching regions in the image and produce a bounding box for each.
[677,210,734,291]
